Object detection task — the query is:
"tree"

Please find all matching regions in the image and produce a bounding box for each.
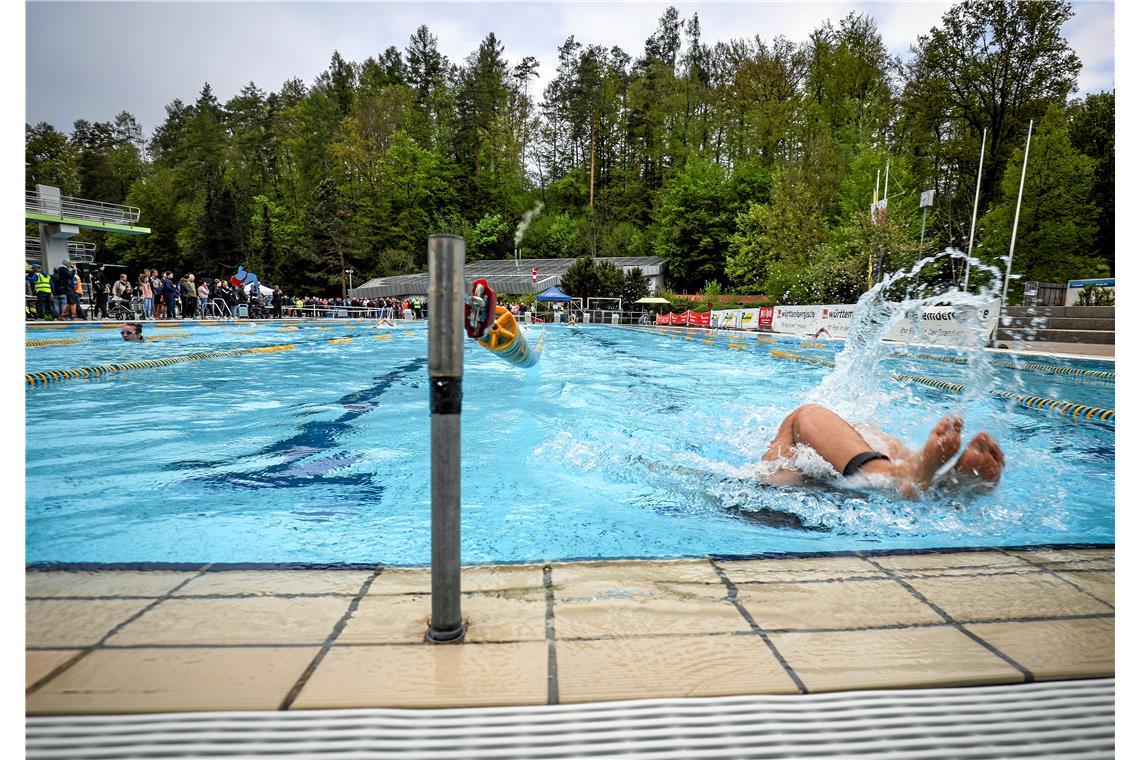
[558,256,623,301]
[978,104,1100,289]
[652,156,736,291]
[899,0,1081,251]
[1069,92,1114,273]
[25,123,80,193]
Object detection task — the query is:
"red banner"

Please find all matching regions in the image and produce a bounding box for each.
[655,313,668,325]
[683,311,711,326]
[758,306,774,329]
[670,313,684,325]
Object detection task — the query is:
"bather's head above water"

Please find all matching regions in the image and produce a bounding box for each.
[120,323,145,342]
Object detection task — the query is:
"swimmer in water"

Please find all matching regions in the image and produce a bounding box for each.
[760,404,1004,498]
[120,322,145,342]
[373,319,396,328]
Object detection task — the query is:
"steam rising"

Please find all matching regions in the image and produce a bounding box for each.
[514,202,544,247]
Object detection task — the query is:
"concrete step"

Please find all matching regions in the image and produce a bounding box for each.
[1002,317,1116,331]
[1006,306,1115,319]
[995,327,1115,345]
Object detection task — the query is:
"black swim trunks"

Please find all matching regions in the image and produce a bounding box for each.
[842,451,890,477]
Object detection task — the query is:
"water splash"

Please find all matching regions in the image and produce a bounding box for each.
[809,247,1006,424]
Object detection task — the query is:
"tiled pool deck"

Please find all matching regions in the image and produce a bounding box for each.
[26,547,1113,714]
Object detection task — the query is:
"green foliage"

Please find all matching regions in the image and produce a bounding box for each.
[467,212,511,260]
[558,256,625,301]
[652,157,737,291]
[1077,285,1114,307]
[978,104,1101,286]
[23,2,1109,301]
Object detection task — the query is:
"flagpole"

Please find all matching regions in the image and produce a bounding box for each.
[962,127,987,291]
[868,169,880,289]
[1001,120,1033,307]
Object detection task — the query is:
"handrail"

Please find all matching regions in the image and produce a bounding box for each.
[26,190,141,225]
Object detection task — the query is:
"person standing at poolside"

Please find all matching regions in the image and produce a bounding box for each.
[138,270,154,319]
[27,264,53,319]
[151,270,167,318]
[197,278,210,317]
[179,274,195,320]
[758,404,1004,498]
[50,264,76,320]
[112,273,133,301]
[163,271,180,318]
[91,265,110,320]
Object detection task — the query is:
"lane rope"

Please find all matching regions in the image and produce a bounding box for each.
[26,345,296,388]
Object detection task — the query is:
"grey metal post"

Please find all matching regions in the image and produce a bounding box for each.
[426,234,466,643]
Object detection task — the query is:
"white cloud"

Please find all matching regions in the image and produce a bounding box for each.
[25,0,1113,133]
[1064,1,1115,95]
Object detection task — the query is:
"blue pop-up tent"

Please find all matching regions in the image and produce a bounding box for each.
[536,286,573,302]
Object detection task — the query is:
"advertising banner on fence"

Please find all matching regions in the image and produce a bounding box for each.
[883,299,1001,345]
[771,306,824,335]
[758,307,773,329]
[770,300,1000,345]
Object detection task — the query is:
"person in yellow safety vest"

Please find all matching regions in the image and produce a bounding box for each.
[26,264,54,319]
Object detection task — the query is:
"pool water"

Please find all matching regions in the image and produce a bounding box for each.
[25,321,1114,564]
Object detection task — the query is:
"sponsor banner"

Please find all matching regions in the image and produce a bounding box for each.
[655,313,668,325]
[818,305,856,338]
[771,306,824,335]
[770,300,1000,345]
[670,312,684,325]
[740,308,763,331]
[684,310,711,326]
[884,299,1001,345]
[758,307,773,329]
[1064,278,1115,306]
[711,309,734,328]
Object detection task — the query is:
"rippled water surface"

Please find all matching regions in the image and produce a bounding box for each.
[26,320,1114,564]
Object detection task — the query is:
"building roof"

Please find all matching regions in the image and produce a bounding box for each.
[350,257,664,299]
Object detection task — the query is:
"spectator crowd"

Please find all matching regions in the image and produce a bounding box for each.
[25,262,432,322]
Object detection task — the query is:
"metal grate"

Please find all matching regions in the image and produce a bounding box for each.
[27,679,1113,759]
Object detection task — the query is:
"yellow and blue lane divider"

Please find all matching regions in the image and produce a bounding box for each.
[26,345,296,388]
[989,390,1115,424]
[27,333,191,348]
[989,359,1114,382]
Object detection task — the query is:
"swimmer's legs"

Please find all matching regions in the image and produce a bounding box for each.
[761,404,894,482]
[766,404,892,471]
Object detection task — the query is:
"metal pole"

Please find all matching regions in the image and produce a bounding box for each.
[963,127,987,291]
[919,206,928,255]
[1001,120,1033,308]
[426,234,466,644]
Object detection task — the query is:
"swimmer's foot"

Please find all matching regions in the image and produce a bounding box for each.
[907,415,963,492]
[943,432,1005,493]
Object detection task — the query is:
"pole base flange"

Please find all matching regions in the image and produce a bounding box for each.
[425,625,466,644]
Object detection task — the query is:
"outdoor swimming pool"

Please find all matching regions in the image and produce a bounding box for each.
[25,321,1114,564]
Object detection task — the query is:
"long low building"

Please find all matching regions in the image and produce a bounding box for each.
[350,256,665,299]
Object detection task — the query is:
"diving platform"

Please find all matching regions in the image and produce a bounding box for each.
[25,188,150,235]
[26,184,149,273]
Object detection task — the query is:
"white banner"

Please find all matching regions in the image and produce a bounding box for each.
[884,299,1000,345]
[709,308,764,330]
[770,300,1000,345]
[771,306,824,335]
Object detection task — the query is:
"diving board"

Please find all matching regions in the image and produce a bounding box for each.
[26,185,150,272]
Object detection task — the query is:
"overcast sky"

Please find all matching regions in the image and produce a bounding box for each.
[26,1,1114,137]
